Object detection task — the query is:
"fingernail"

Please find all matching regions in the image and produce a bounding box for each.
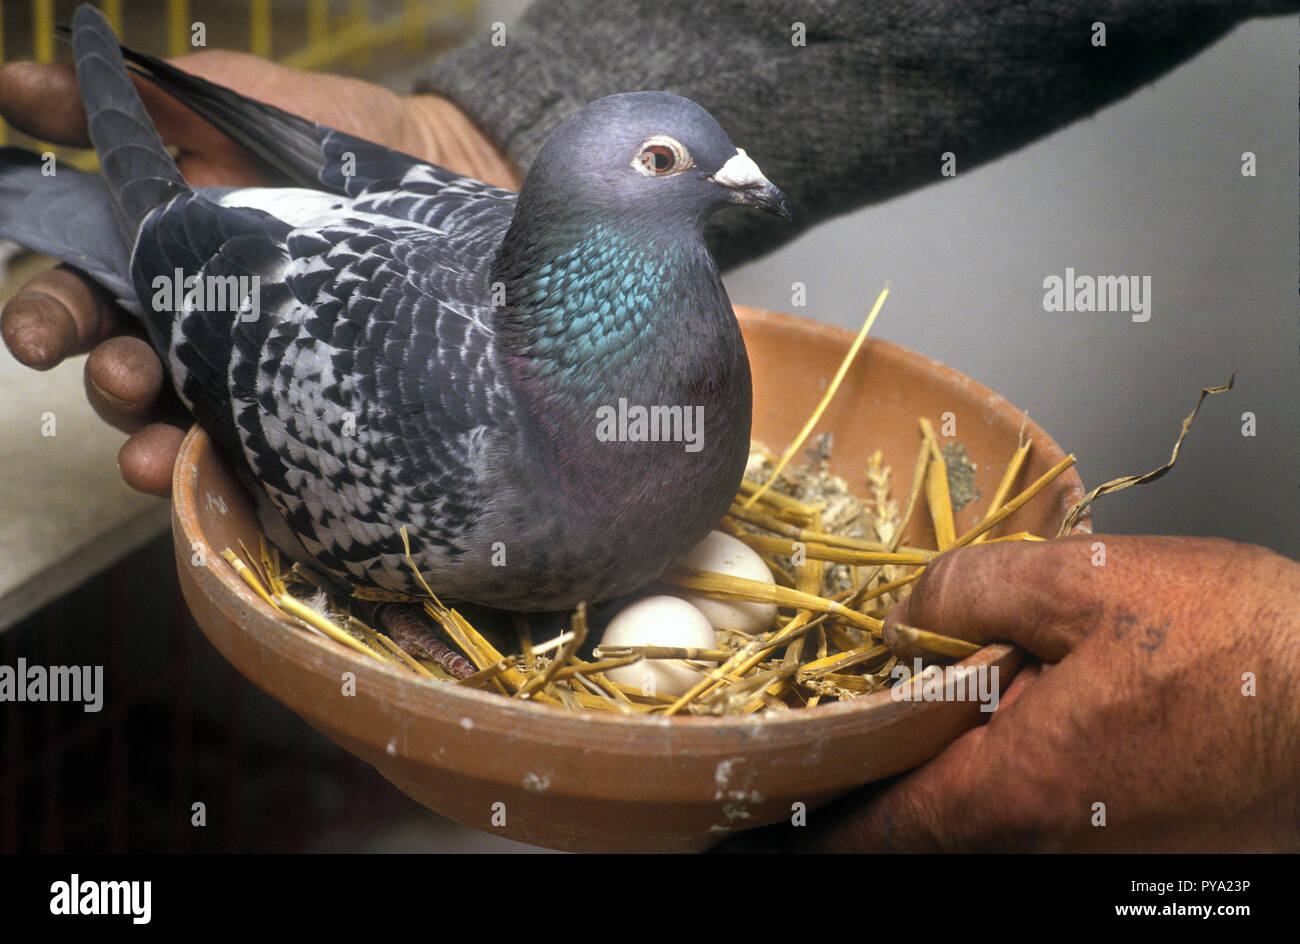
[86,371,132,409]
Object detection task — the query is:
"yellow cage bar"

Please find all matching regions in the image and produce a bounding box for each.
[167,0,189,58]
[249,0,272,59]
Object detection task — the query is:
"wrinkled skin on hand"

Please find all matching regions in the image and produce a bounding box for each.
[0,50,521,496]
[719,534,1300,852]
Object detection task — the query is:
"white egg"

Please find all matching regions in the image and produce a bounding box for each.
[673,530,777,634]
[600,595,717,697]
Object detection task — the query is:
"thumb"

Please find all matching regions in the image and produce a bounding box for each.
[722,535,1293,852]
[883,534,1127,663]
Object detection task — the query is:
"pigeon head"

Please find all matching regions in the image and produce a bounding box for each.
[516,91,791,231]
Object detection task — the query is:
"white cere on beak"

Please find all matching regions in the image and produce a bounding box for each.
[711,148,767,188]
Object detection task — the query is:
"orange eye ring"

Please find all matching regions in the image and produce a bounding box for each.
[641,145,676,174]
[633,136,693,177]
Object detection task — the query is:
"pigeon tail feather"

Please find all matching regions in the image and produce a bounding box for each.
[116,45,330,190]
[71,4,189,243]
[114,42,440,199]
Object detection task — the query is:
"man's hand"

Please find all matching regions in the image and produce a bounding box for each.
[722,534,1300,852]
[0,51,521,496]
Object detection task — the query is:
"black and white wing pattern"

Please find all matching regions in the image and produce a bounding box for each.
[134,169,520,592]
[60,9,530,592]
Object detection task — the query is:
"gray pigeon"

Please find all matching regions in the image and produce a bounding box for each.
[0,5,790,611]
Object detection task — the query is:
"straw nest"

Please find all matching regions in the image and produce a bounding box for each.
[219,289,1231,717]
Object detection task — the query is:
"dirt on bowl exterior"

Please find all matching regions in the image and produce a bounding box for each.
[172,306,1088,852]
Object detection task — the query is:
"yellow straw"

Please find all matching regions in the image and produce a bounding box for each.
[744,285,889,508]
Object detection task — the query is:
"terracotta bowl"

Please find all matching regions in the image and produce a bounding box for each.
[172,306,1088,852]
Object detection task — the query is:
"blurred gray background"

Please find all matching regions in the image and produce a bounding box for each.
[718,14,1298,558]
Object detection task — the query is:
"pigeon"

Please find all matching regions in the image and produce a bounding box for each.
[0,5,791,611]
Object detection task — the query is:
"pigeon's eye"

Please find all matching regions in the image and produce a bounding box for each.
[633,136,693,177]
[642,146,675,173]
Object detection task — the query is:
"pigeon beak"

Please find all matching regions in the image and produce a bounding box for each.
[710,148,792,219]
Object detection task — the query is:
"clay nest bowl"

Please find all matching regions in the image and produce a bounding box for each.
[172,306,1088,852]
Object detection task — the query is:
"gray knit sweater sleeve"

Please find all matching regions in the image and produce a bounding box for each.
[419,1,1297,269]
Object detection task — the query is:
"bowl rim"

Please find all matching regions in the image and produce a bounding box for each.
[172,308,1085,737]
